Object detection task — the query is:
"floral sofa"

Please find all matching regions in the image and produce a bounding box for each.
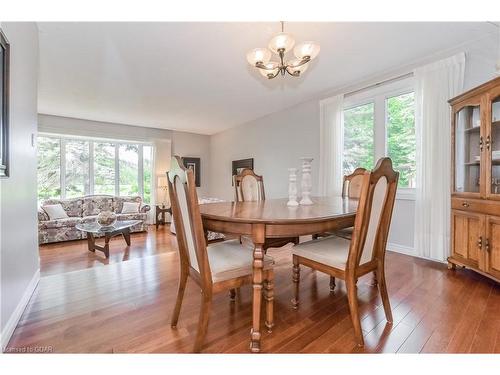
[38,195,151,244]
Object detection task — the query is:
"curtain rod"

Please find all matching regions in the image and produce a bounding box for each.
[344,72,414,98]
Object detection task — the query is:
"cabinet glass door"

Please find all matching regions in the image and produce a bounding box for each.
[490,96,500,195]
[455,105,481,194]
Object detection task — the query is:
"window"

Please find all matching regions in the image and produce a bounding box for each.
[94,142,116,195]
[343,102,374,174]
[37,135,154,204]
[119,144,139,196]
[65,139,90,198]
[37,136,61,201]
[342,77,416,193]
[386,92,416,188]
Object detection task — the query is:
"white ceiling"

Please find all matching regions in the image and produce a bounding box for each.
[37,22,495,135]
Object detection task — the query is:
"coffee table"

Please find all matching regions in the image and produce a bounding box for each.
[76,220,141,258]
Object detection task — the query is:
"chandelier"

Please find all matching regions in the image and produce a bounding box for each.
[246,22,320,79]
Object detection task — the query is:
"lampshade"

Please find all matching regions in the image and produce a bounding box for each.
[157,176,169,189]
[288,59,309,75]
[258,61,279,78]
[293,42,320,60]
[268,32,295,54]
[246,48,272,66]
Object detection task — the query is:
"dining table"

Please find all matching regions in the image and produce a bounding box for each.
[199,196,358,352]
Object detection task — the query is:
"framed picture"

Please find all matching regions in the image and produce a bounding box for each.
[232,158,254,183]
[0,29,10,178]
[182,157,201,187]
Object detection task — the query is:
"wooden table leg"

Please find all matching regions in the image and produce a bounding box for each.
[250,224,265,353]
[122,228,131,246]
[87,233,96,252]
[103,233,111,258]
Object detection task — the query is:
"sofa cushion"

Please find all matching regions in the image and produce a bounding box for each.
[83,195,114,216]
[39,217,82,230]
[42,197,83,217]
[121,201,140,213]
[43,204,69,220]
[114,196,142,214]
[116,212,148,221]
[81,215,98,224]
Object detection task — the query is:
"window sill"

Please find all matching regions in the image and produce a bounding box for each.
[396,188,416,201]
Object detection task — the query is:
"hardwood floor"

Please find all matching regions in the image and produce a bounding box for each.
[7,228,500,353]
[39,226,176,276]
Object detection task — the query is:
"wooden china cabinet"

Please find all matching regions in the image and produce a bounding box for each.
[448,76,500,282]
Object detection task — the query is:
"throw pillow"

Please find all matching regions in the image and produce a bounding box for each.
[43,204,69,220]
[121,201,140,214]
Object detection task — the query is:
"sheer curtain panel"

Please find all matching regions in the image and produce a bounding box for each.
[414,53,465,261]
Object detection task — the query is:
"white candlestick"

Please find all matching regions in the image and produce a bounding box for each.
[287,168,299,207]
[299,157,314,205]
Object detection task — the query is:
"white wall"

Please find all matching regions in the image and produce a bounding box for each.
[171,131,211,197]
[0,22,40,349]
[210,32,500,255]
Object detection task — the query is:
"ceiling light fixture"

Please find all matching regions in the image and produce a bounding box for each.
[246,21,320,79]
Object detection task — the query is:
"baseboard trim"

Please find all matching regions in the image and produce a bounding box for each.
[1,269,40,352]
[387,242,415,256]
[387,243,447,264]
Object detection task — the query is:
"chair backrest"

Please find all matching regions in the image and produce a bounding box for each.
[233,168,265,202]
[167,156,212,286]
[347,158,399,270]
[342,168,367,199]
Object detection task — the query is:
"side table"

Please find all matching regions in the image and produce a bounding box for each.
[155,204,172,229]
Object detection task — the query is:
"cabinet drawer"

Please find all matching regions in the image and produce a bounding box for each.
[452,197,500,216]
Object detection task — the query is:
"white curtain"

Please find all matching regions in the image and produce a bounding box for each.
[319,94,344,196]
[414,52,465,261]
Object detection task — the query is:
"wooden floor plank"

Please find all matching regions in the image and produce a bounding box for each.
[6,228,500,353]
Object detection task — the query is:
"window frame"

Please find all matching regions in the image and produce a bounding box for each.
[343,77,416,200]
[37,133,154,203]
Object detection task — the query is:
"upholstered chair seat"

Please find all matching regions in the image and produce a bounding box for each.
[292,236,352,270]
[208,240,274,282]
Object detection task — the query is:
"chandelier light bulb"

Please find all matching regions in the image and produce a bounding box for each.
[293,42,320,60]
[268,32,295,54]
[258,62,280,78]
[288,59,309,75]
[246,48,272,66]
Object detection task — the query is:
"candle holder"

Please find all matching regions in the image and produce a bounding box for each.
[299,157,314,205]
[287,168,299,207]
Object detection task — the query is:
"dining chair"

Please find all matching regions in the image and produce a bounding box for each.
[291,158,398,346]
[168,156,275,352]
[312,167,367,242]
[233,168,299,251]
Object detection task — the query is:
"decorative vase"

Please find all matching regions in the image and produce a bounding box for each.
[97,211,117,227]
[287,168,299,207]
[299,157,314,205]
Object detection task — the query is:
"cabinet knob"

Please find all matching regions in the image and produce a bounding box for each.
[478,236,483,249]
[485,238,490,252]
[480,136,484,152]
[462,202,470,208]
[486,135,491,151]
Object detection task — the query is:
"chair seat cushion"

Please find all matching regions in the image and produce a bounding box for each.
[208,240,274,282]
[292,235,352,270]
[39,217,82,229]
[332,227,354,240]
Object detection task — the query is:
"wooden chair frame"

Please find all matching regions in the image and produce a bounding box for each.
[233,168,265,202]
[292,158,399,346]
[233,168,299,251]
[168,157,274,352]
[342,167,368,198]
